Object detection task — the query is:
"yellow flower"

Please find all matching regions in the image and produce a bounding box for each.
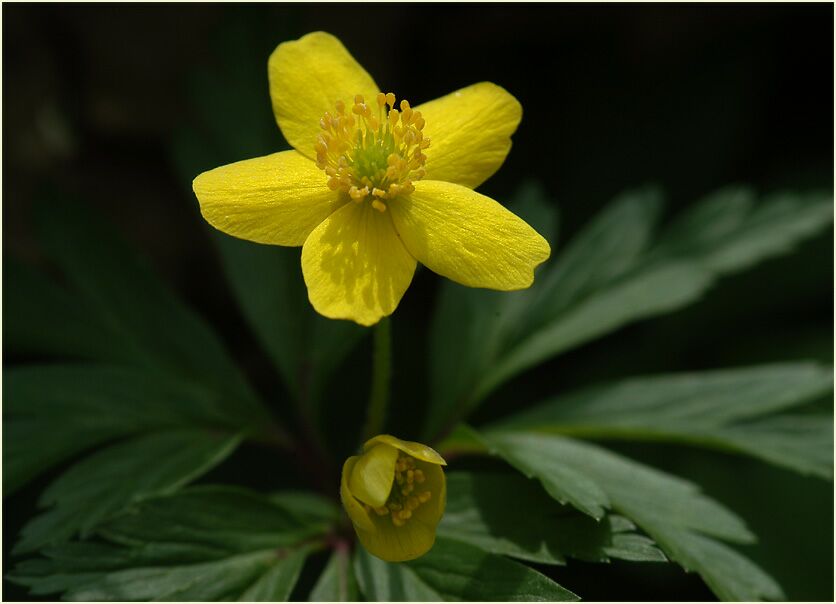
[193,31,550,326]
[341,434,446,562]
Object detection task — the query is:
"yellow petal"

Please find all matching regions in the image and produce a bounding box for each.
[364,434,447,466]
[354,461,446,562]
[192,151,340,247]
[416,82,522,189]
[349,444,399,509]
[301,201,417,326]
[390,180,551,290]
[341,456,375,532]
[268,32,380,158]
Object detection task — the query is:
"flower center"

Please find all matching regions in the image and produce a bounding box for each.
[315,92,430,213]
[362,452,432,526]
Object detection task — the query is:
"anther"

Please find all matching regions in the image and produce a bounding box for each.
[315,92,428,207]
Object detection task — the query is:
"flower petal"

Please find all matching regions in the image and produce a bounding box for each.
[390,180,551,290]
[349,443,399,509]
[354,461,446,562]
[193,150,340,247]
[416,82,522,189]
[364,434,447,466]
[301,201,417,326]
[341,457,375,532]
[268,31,380,158]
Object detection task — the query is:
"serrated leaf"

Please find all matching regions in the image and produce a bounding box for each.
[67,551,276,601]
[480,429,784,600]
[711,414,833,479]
[425,182,561,439]
[31,196,267,421]
[438,472,665,565]
[522,185,663,331]
[484,432,752,540]
[482,189,832,404]
[354,538,578,602]
[649,525,784,601]
[99,486,328,552]
[492,362,834,478]
[3,364,246,495]
[653,186,834,273]
[237,548,309,602]
[10,487,327,601]
[5,202,286,499]
[14,430,242,554]
[425,186,833,440]
[310,549,358,602]
[478,261,712,401]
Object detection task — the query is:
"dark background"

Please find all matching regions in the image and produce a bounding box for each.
[4,3,834,601]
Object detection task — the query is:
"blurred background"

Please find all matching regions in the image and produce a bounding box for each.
[4,3,833,601]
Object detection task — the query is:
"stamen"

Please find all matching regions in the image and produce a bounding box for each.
[314,91,429,207]
[371,452,434,528]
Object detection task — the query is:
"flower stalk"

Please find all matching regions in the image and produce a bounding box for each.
[362,318,392,442]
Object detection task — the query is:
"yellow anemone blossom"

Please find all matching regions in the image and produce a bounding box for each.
[341,434,446,562]
[193,31,550,326]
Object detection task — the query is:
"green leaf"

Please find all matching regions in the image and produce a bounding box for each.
[492,362,834,478]
[10,487,327,601]
[310,549,358,602]
[67,552,276,601]
[5,193,287,549]
[354,548,442,601]
[439,472,665,565]
[268,490,342,528]
[14,430,242,554]
[425,186,833,439]
[480,261,711,400]
[34,196,255,398]
[99,486,329,551]
[652,186,834,273]
[485,188,833,404]
[3,364,249,495]
[480,430,784,600]
[522,185,663,332]
[425,182,561,439]
[354,539,578,602]
[236,548,309,602]
[709,414,833,479]
[649,525,783,601]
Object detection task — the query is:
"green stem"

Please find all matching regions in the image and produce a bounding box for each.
[361,318,392,442]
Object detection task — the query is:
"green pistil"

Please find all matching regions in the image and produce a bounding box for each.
[350,131,396,185]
